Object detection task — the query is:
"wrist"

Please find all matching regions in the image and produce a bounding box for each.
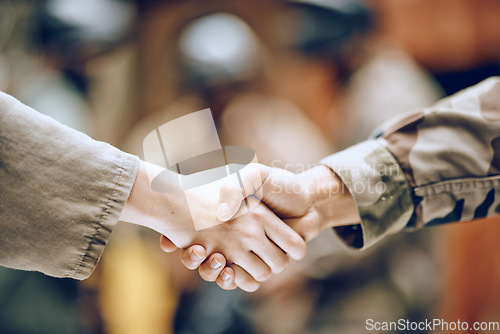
[120,161,194,245]
[303,165,360,232]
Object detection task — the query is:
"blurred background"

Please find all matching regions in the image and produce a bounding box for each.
[1,0,500,333]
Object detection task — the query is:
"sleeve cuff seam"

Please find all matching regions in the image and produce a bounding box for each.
[72,154,138,279]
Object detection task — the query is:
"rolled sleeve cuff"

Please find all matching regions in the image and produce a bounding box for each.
[320,139,414,250]
[0,91,140,280]
[73,151,140,280]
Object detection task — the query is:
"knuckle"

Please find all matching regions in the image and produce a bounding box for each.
[225,179,245,196]
[273,255,289,274]
[219,184,230,197]
[285,232,303,250]
[242,225,261,241]
[254,267,272,282]
[249,208,265,221]
[286,233,307,260]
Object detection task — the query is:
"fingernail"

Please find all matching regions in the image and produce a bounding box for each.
[222,271,231,281]
[217,202,231,221]
[210,257,222,269]
[190,248,203,262]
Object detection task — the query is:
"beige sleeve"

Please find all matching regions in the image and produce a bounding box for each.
[0,91,139,279]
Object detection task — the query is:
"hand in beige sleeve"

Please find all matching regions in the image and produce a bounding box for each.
[119,161,307,292]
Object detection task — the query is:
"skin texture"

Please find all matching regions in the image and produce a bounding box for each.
[162,164,360,290]
[120,161,307,292]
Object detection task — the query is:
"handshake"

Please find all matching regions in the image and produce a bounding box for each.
[120,161,361,292]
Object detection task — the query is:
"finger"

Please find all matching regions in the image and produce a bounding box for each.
[232,251,272,283]
[179,245,207,270]
[263,216,308,261]
[231,264,260,292]
[244,204,306,266]
[217,163,271,221]
[199,253,226,282]
[285,214,322,243]
[216,267,237,290]
[159,235,178,253]
[244,209,291,273]
[251,241,289,275]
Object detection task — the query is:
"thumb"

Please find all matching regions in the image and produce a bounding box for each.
[159,235,178,253]
[217,164,269,221]
[216,173,246,222]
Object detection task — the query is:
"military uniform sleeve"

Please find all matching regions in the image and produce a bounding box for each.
[321,77,500,249]
[0,91,140,279]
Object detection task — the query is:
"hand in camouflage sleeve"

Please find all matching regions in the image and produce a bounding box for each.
[326,76,500,249]
[164,77,500,290]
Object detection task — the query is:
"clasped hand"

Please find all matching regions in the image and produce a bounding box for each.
[156,163,359,292]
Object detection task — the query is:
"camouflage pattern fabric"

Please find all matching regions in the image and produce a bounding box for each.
[322,77,500,249]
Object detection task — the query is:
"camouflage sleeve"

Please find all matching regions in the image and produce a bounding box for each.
[321,77,500,249]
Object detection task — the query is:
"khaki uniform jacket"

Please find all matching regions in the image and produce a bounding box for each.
[323,77,500,249]
[0,91,139,280]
